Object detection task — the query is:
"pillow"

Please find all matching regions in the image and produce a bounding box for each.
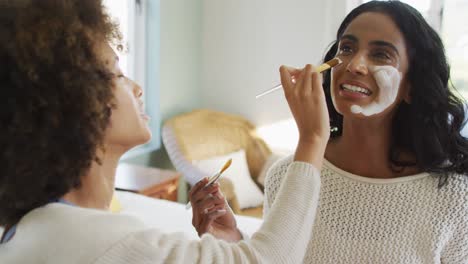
[257,152,287,187]
[193,149,264,209]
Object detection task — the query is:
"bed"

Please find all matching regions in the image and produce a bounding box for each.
[0,191,264,240]
[114,190,263,239]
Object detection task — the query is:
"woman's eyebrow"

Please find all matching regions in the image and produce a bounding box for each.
[340,34,358,43]
[340,34,399,55]
[369,40,399,55]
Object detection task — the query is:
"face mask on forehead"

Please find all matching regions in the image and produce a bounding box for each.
[350,65,401,116]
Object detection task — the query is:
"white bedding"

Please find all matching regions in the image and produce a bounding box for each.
[115,190,263,240]
[0,191,263,240]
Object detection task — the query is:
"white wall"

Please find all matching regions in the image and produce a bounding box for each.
[200,0,348,126]
[160,0,202,120]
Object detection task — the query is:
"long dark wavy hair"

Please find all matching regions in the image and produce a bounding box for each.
[322,0,468,185]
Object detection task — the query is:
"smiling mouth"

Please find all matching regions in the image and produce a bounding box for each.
[340,84,372,96]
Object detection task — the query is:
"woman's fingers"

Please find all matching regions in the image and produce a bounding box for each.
[198,209,228,236]
[279,66,293,91]
[302,64,314,96]
[311,70,323,97]
[280,65,301,91]
[189,178,209,200]
[280,64,321,96]
[294,67,306,95]
[192,194,223,228]
[190,181,219,205]
[190,178,213,228]
[280,63,330,142]
[190,184,226,228]
[197,193,226,214]
[202,203,226,215]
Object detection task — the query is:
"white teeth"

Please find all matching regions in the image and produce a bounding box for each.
[342,84,371,95]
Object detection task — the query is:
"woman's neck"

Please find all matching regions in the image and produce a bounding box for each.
[62,148,122,210]
[325,117,419,178]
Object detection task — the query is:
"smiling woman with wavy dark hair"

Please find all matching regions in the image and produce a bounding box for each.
[321,1,468,184]
[0,1,330,263]
[191,1,468,263]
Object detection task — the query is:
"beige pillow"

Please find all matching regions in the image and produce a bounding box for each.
[193,149,264,209]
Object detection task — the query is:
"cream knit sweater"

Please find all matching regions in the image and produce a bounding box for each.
[0,162,319,264]
[264,156,468,264]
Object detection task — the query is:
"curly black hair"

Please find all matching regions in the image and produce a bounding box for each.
[0,0,121,226]
[322,0,468,185]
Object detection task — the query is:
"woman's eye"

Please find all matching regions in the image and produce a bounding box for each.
[338,45,353,55]
[372,51,391,61]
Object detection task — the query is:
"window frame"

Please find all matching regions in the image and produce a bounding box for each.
[104,0,161,159]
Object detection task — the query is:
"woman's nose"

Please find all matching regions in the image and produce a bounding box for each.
[346,54,369,76]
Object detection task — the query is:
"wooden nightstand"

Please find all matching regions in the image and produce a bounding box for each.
[115,163,180,202]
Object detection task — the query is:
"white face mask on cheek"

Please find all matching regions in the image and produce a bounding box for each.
[350,65,402,116]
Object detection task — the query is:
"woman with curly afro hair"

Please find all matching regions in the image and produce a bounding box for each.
[0,0,328,263]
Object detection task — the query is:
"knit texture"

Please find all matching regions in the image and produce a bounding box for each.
[0,162,320,264]
[264,156,468,264]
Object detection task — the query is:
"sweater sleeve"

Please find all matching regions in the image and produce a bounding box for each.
[95,161,321,264]
[263,155,294,216]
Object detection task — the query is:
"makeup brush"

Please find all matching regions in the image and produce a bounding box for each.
[255,57,343,99]
[186,158,232,210]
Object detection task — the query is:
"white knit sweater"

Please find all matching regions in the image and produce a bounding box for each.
[264,156,468,264]
[0,162,320,264]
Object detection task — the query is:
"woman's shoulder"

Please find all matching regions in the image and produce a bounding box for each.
[272,154,295,169]
[33,204,147,239]
[265,154,294,177]
[432,173,468,227]
[5,204,149,263]
[439,173,468,200]
[447,172,468,187]
[263,154,297,190]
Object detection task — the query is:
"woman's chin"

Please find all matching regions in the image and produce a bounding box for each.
[142,131,152,144]
[117,131,152,153]
[334,103,354,115]
[133,131,152,147]
[334,104,369,119]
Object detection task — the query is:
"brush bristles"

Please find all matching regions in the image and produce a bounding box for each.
[325,57,342,67]
[220,159,232,173]
[316,57,342,73]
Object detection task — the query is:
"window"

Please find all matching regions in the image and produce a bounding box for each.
[359,0,468,97]
[442,0,468,97]
[103,0,161,158]
[103,0,146,94]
